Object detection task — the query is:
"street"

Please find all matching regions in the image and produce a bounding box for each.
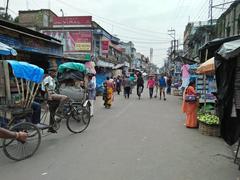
[0,89,239,180]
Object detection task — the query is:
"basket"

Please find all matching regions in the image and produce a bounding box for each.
[198,121,220,137]
[173,89,180,96]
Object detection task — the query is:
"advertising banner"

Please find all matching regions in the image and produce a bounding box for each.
[43,30,92,52]
[53,16,92,27]
[101,40,109,54]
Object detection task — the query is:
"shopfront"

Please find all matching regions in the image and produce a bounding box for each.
[0,19,63,71]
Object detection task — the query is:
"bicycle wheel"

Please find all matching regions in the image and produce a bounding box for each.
[66,104,91,133]
[3,122,41,161]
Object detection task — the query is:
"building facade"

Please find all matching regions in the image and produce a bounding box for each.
[216,1,240,38]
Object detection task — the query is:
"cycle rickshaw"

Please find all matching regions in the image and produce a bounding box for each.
[0,60,43,161]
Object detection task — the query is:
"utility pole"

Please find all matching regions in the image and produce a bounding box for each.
[168,28,176,59]
[5,0,9,20]
[60,9,64,41]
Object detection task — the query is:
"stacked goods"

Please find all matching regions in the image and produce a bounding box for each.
[198,114,220,136]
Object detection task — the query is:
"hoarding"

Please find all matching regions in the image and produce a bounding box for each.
[101,40,109,54]
[53,16,92,27]
[43,30,92,53]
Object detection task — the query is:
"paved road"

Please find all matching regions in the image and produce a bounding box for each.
[0,89,239,180]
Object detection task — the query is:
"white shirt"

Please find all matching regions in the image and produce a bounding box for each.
[41,76,56,92]
[91,76,96,89]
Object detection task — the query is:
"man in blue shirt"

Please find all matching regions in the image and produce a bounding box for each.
[159,75,167,101]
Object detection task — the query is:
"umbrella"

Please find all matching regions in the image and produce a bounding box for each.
[0,42,17,56]
[196,57,215,74]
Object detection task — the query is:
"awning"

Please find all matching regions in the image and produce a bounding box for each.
[0,41,17,56]
[196,57,215,74]
[199,35,240,62]
[217,39,240,60]
[96,60,114,68]
[113,63,124,69]
[173,56,197,64]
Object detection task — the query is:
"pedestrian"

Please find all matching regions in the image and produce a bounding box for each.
[159,75,167,101]
[167,76,172,94]
[136,73,144,99]
[116,76,122,95]
[87,74,96,117]
[104,77,115,108]
[182,81,198,128]
[129,73,135,94]
[123,75,131,99]
[147,76,155,99]
[154,74,159,98]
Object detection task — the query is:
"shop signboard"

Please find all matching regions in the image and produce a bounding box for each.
[101,40,109,54]
[43,30,92,53]
[53,16,92,27]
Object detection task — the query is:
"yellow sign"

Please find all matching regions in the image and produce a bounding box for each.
[75,43,91,51]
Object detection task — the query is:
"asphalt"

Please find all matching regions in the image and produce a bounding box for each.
[0,88,239,180]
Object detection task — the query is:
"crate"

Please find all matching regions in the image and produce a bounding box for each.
[199,121,220,137]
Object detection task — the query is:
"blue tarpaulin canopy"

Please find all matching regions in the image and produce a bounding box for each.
[0,42,17,56]
[7,60,44,83]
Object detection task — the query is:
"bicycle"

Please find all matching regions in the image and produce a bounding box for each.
[41,98,91,134]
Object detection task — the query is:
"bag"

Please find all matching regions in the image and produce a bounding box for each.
[185,95,197,102]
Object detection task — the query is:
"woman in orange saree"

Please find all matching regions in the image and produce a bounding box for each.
[182,81,198,128]
[105,77,115,108]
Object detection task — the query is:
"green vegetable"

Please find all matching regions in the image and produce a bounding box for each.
[197,114,220,125]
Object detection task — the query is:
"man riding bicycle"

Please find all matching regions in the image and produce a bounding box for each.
[41,68,69,133]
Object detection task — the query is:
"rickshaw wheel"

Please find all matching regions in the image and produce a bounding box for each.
[3,122,41,161]
[66,103,91,133]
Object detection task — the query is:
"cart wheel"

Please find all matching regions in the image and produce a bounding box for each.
[67,104,91,133]
[3,122,41,161]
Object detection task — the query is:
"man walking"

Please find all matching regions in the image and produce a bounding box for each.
[147,76,155,99]
[159,75,167,101]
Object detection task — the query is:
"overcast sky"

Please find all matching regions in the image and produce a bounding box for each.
[1,0,232,67]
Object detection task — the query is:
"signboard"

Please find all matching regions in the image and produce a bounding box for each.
[101,40,109,54]
[43,30,92,53]
[53,16,92,27]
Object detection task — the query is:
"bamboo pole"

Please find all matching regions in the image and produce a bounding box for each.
[20,79,25,104]
[204,49,208,112]
[28,83,40,108]
[24,81,30,108]
[26,82,36,108]
[3,61,11,104]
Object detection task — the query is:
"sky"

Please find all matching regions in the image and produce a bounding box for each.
[1,0,233,67]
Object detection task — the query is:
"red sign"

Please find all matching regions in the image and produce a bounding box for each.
[53,16,92,27]
[43,30,92,52]
[101,41,109,54]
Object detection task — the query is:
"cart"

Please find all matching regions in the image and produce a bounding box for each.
[0,60,43,161]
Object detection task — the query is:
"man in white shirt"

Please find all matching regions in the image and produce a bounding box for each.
[42,68,69,133]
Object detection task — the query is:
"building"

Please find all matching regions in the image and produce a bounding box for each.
[183,20,216,61]
[0,19,62,70]
[216,0,240,38]
[18,9,57,31]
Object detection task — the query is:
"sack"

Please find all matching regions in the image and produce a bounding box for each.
[185,95,197,102]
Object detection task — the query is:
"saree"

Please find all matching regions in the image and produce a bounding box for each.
[182,86,198,128]
[106,80,114,107]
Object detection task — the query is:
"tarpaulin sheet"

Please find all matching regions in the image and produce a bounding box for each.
[218,39,240,60]
[215,55,240,145]
[58,62,86,73]
[7,60,44,83]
